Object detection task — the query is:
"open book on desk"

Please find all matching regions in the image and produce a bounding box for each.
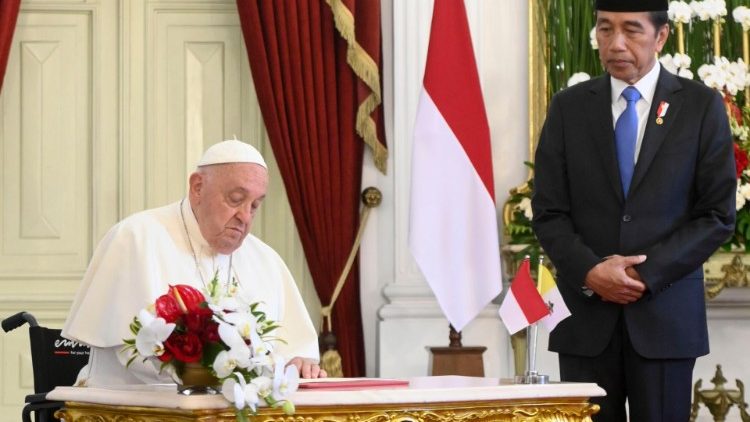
[298,378,409,390]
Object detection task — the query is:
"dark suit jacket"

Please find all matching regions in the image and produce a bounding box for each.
[531,67,736,359]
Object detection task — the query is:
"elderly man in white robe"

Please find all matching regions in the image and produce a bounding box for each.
[62,140,325,385]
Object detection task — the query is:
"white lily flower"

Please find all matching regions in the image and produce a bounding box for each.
[514,197,533,220]
[740,183,750,201]
[737,188,747,211]
[693,0,727,20]
[567,72,590,87]
[218,320,248,349]
[223,311,258,340]
[216,321,253,366]
[221,377,243,410]
[248,323,274,359]
[135,315,175,357]
[208,296,241,315]
[673,53,692,69]
[272,356,300,401]
[241,382,260,412]
[677,68,694,79]
[250,355,274,373]
[696,57,750,92]
[221,373,259,412]
[669,1,693,23]
[706,0,727,18]
[691,0,710,20]
[213,346,252,378]
[660,54,678,75]
[734,6,750,30]
[252,375,273,398]
[137,309,156,326]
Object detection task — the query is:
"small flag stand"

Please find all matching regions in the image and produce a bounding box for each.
[514,256,550,384]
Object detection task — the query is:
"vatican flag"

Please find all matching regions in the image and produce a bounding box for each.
[537,264,571,332]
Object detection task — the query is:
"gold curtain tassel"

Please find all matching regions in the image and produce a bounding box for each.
[317,188,382,376]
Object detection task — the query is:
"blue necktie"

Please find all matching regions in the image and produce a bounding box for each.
[615,86,641,197]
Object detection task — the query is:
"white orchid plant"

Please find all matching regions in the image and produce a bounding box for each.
[123,274,298,422]
[690,0,728,20]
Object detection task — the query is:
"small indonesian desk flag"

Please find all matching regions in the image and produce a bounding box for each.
[408,0,502,333]
[499,258,549,335]
[537,264,571,332]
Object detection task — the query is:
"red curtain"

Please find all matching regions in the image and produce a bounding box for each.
[237,1,384,377]
[0,0,21,92]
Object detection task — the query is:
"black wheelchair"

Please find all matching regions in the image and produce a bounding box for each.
[2,312,89,422]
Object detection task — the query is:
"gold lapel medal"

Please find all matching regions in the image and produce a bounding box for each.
[655,101,669,125]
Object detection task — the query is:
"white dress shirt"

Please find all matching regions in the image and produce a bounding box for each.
[610,62,662,163]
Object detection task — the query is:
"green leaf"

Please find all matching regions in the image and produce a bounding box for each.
[126,354,138,368]
[201,342,225,368]
[236,408,250,422]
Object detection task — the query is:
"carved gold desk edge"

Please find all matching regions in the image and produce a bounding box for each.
[56,397,600,422]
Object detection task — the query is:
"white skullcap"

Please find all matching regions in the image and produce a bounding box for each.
[196,140,267,169]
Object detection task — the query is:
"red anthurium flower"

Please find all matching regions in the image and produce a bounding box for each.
[734,143,748,179]
[169,285,206,314]
[165,332,203,363]
[155,294,181,323]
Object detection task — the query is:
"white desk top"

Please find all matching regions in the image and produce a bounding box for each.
[47,376,605,410]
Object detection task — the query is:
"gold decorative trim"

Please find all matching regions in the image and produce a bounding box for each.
[689,364,750,422]
[56,398,600,422]
[528,0,547,175]
[704,253,750,299]
[325,0,388,174]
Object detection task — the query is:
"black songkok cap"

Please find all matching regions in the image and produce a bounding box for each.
[595,0,668,12]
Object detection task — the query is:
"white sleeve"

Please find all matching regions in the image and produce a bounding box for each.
[62,220,158,348]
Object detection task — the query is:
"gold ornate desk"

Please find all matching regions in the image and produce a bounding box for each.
[48,376,603,422]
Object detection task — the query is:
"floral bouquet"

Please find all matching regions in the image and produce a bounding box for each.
[122,274,298,422]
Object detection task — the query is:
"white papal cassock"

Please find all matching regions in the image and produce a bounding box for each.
[62,199,319,386]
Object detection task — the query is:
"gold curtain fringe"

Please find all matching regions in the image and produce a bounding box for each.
[356,94,389,172]
[325,0,381,96]
[325,0,389,174]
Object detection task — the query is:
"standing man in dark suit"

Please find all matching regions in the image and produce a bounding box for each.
[531,0,736,420]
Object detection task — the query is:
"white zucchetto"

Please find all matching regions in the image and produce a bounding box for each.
[196,140,267,169]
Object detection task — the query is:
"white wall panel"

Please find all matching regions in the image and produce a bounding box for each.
[147,8,244,206]
[1,11,91,274]
[0,4,106,419]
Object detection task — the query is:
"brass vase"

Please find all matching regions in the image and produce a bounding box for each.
[177,362,220,395]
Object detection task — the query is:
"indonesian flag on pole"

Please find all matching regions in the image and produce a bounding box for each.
[498,259,550,335]
[408,0,502,333]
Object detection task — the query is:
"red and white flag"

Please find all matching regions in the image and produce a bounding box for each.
[409,0,502,333]
[498,259,550,335]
